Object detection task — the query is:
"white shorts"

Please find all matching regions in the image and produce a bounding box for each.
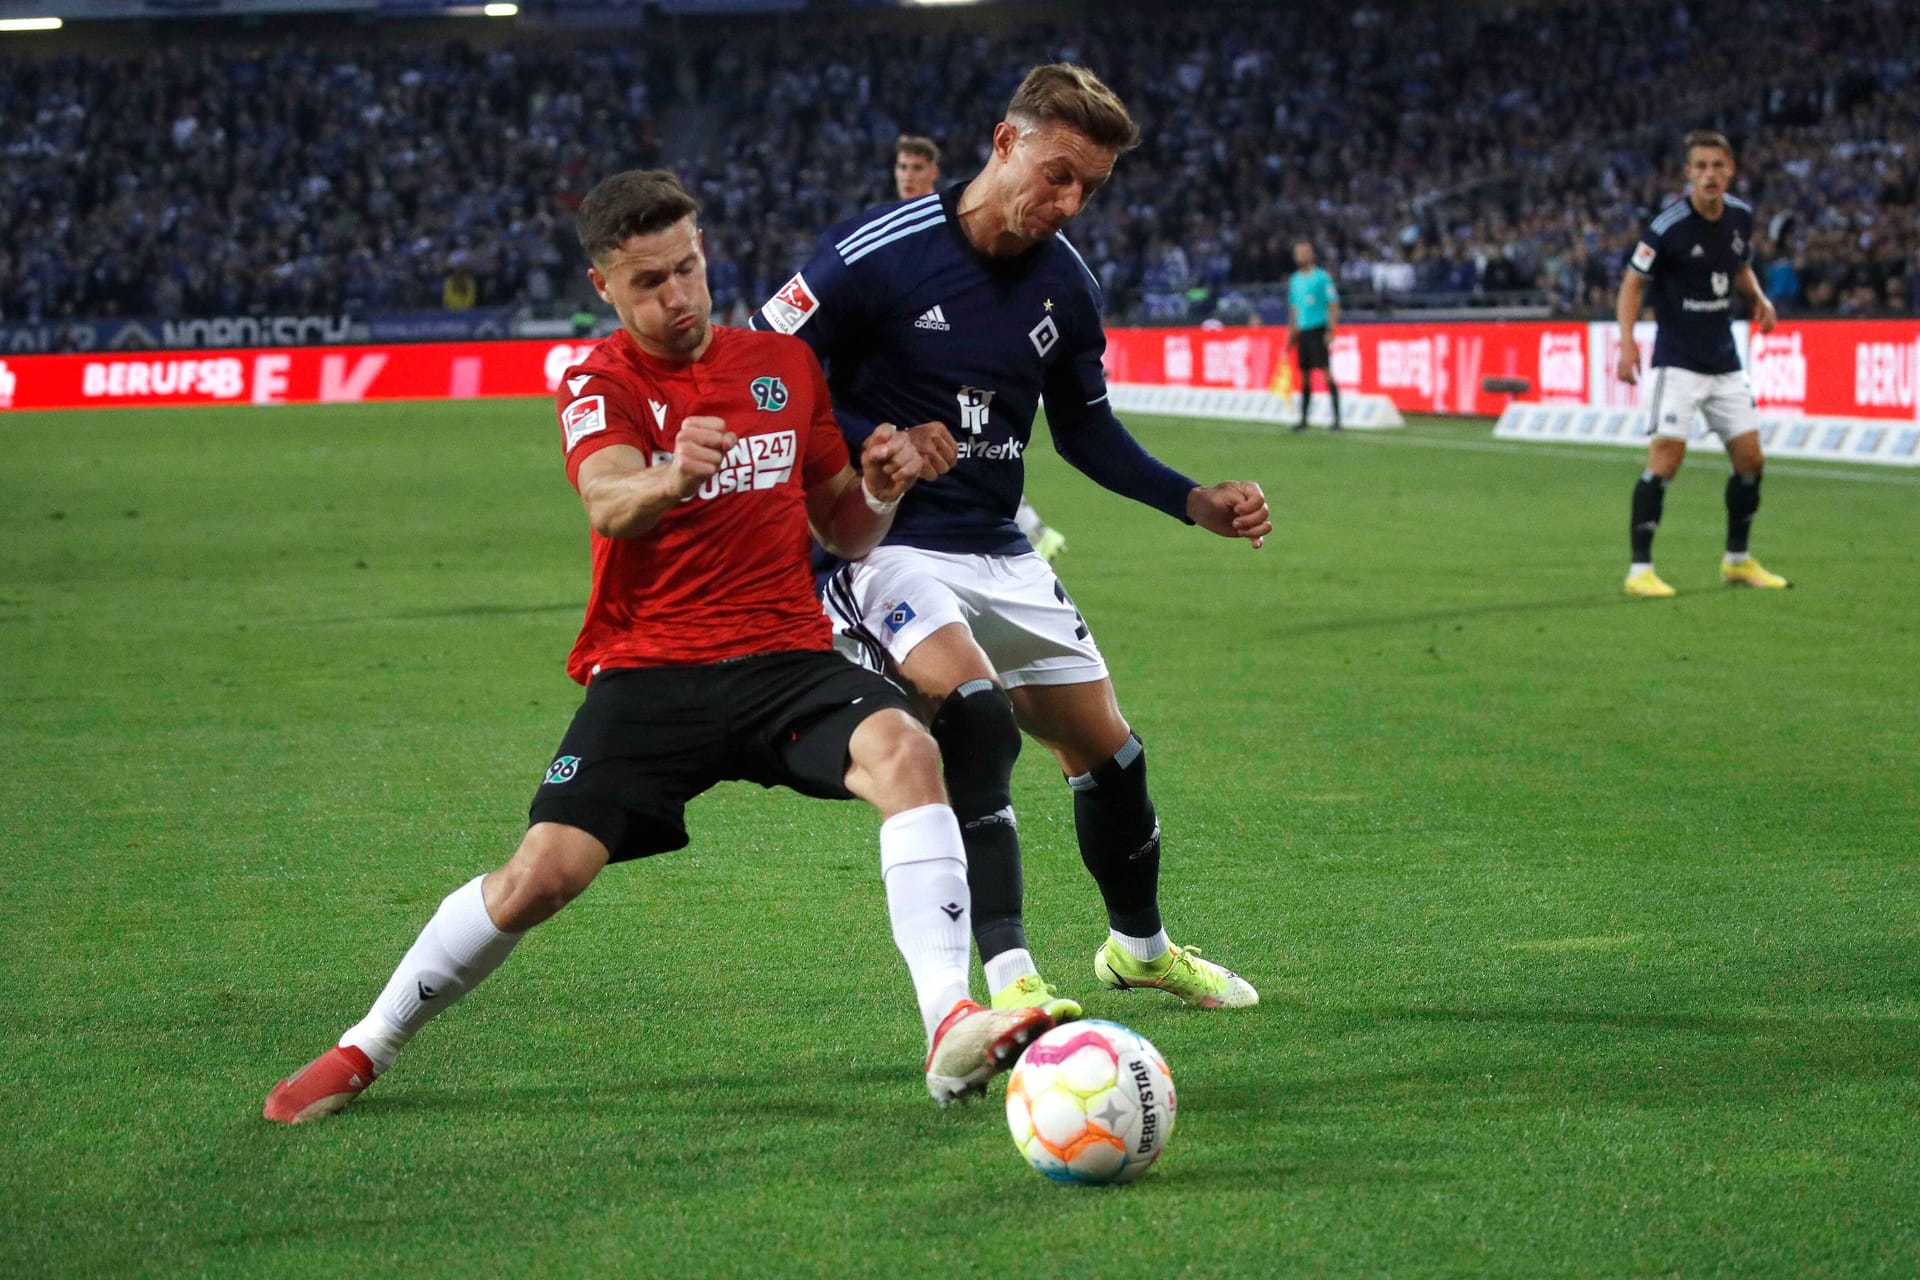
[821,546,1109,689]
[1645,367,1759,443]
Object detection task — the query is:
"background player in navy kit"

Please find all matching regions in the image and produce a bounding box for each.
[263,170,1052,1123]
[759,65,1269,1013]
[896,134,1069,564]
[1617,130,1789,598]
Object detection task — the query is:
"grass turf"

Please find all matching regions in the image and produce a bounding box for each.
[2,401,1917,1277]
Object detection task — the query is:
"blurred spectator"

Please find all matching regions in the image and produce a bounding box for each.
[1,0,1915,328]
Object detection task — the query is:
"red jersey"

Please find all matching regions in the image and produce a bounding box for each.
[554,325,850,683]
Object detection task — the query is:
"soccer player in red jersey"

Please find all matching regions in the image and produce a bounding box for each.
[264,171,1051,1122]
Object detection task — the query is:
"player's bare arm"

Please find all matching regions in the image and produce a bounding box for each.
[1736,265,1777,333]
[1615,270,1649,383]
[807,423,926,559]
[1185,481,1271,550]
[577,415,737,538]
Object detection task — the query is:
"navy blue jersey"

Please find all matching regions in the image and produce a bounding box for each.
[1628,195,1755,375]
[752,185,1196,555]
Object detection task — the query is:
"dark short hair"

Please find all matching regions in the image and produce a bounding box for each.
[1006,63,1141,153]
[575,170,701,263]
[896,135,941,164]
[1684,130,1735,161]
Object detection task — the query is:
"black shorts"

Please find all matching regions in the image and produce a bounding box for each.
[1295,326,1331,371]
[528,650,919,862]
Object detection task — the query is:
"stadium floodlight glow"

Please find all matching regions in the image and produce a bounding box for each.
[483,3,518,14]
[910,0,981,6]
[0,17,63,30]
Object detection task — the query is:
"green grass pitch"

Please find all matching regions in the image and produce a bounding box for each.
[3,400,1917,1277]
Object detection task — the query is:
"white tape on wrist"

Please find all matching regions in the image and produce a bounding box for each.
[861,479,900,515]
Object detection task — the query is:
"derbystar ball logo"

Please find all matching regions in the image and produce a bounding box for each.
[651,429,798,502]
[761,273,819,335]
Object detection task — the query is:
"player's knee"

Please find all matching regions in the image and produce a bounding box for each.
[847,709,945,808]
[930,679,1021,813]
[491,830,602,927]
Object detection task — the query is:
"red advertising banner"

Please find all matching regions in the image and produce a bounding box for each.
[1749,319,1920,421]
[1,322,1914,422]
[1101,322,1590,417]
[0,339,601,413]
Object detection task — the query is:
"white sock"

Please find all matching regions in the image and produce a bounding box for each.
[1630,561,1654,576]
[1111,927,1171,963]
[340,875,523,1074]
[1724,551,1750,565]
[983,948,1039,998]
[879,803,972,1045]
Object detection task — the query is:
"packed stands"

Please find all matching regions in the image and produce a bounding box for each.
[2,0,1914,331]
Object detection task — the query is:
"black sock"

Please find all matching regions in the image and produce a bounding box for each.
[1069,733,1162,939]
[1328,381,1341,427]
[1726,472,1762,554]
[1631,471,1667,562]
[929,680,1027,961]
[1299,386,1312,429]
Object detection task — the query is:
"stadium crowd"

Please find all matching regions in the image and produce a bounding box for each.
[1,0,1915,329]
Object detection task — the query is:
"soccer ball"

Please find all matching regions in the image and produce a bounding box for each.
[1005,1019,1176,1184]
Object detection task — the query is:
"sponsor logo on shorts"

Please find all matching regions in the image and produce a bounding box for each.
[545,755,581,785]
[884,602,917,633]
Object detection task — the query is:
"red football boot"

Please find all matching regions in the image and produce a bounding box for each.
[264,1045,377,1124]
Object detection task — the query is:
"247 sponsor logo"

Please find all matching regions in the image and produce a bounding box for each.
[652,429,798,500]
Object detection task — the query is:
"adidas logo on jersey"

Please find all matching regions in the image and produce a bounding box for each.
[1691,244,1706,257]
[914,305,951,331]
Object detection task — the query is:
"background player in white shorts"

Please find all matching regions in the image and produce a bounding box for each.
[1616,129,1789,598]
[762,66,1269,1015]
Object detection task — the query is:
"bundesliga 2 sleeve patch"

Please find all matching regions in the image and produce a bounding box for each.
[1630,241,1657,273]
[561,395,607,451]
[760,273,819,335]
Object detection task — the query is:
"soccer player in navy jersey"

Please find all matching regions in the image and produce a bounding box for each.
[263,171,1054,1123]
[758,65,1268,1014]
[1617,130,1788,597]
[897,133,1069,564]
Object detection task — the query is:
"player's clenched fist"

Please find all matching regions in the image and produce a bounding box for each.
[1186,480,1272,549]
[903,420,958,476]
[861,423,925,505]
[666,415,737,498]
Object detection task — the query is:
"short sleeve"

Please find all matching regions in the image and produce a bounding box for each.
[750,227,873,366]
[1628,227,1660,276]
[557,369,652,490]
[798,346,850,486]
